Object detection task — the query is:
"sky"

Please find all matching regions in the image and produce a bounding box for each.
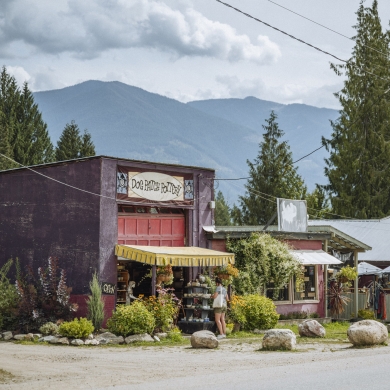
[2,0,390,109]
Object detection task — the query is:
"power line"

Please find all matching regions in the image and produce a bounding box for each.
[0,153,203,207]
[215,0,390,84]
[266,0,388,58]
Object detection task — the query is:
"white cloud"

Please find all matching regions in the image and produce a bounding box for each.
[6,65,31,86]
[0,0,280,64]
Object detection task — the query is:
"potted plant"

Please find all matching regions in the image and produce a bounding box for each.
[214,263,239,280]
[156,264,173,285]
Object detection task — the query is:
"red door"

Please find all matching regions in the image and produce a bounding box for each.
[118,214,185,247]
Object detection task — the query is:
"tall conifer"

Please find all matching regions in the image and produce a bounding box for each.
[237,111,307,225]
[215,191,232,226]
[323,0,390,218]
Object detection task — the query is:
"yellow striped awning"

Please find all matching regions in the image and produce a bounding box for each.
[115,245,235,267]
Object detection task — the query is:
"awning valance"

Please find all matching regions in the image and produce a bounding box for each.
[115,245,235,267]
[290,250,342,265]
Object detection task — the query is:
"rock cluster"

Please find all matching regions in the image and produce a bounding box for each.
[298,320,326,338]
[262,329,296,350]
[190,330,218,349]
[347,320,388,346]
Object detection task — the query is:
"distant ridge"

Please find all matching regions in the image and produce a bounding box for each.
[33,80,339,202]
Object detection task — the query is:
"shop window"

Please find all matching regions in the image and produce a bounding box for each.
[266,282,290,302]
[294,266,317,301]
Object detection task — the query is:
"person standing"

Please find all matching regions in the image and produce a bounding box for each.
[212,277,229,339]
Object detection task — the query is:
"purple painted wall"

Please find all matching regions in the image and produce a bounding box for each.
[0,156,214,320]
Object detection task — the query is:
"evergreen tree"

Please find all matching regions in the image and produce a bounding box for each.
[214,191,232,226]
[80,130,96,157]
[306,185,331,220]
[14,83,54,165]
[55,120,96,161]
[323,0,390,218]
[238,111,307,225]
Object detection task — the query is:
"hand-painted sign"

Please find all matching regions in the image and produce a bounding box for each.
[101,282,116,295]
[128,172,184,201]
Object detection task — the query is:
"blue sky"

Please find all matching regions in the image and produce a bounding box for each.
[2,0,390,109]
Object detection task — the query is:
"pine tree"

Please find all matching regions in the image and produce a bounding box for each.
[323,0,390,218]
[214,191,232,225]
[86,272,105,331]
[238,111,307,225]
[55,121,96,161]
[0,67,19,170]
[80,130,96,157]
[14,83,54,165]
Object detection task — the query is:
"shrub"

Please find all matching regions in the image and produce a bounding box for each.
[59,318,94,338]
[357,309,375,320]
[141,288,180,332]
[86,272,105,331]
[0,259,19,330]
[239,294,279,330]
[228,295,247,325]
[166,327,184,342]
[107,301,155,337]
[39,322,59,336]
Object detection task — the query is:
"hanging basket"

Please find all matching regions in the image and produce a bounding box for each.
[218,273,230,280]
[157,274,171,282]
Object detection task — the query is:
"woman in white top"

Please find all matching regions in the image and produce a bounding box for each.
[211,277,229,339]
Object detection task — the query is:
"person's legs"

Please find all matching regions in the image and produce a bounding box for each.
[214,311,223,335]
[220,311,227,336]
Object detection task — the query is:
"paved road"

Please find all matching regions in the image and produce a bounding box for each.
[102,348,390,390]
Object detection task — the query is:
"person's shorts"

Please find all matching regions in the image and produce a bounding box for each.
[214,306,227,314]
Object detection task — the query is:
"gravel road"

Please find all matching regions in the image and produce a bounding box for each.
[0,339,388,389]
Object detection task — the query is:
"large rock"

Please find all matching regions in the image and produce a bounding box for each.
[298,320,326,338]
[13,334,27,341]
[155,332,168,339]
[84,339,99,345]
[38,335,56,342]
[2,331,13,341]
[125,333,155,344]
[190,330,218,349]
[49,337,69,345]
[96,332,124,344]
[347,320,388,346]
[262,329,296,350]
[71,339,85,346]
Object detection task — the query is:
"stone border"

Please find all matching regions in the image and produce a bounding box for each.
[277,317,332,326]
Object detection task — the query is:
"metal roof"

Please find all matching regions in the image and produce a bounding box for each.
[211,225,371,252]
[0,155,215,175]
[309,218,388,262]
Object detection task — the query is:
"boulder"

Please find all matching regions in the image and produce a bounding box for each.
[57,337,70,345]
[13,334,27,341]
[0,333,2,339]
[190,330,218,349]
[347,320,388,346]
[153,336,160,342]
[155,332,168,339]
[25,333,35,340]
[49,337,60,344]
[96,332,124,344]
[71,339,84,346]
[298,320,326,338]
[33,334,42,339]
[87,334,94,340]
[125,334,155,344]
[2,331,13,341]
[262,329,296,350]
[84,339,99,345]
[38,335,57,342]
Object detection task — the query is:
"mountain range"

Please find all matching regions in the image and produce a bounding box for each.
[33,80,339,203]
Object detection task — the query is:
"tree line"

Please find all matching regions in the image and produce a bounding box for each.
[215,0,390,224]
[0,67,95,171]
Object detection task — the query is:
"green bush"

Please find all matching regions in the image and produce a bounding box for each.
[86,272,105,331]
[0,259,19,330]
[166,327,184,342]
[239,294,279,330]
[357,309,375,320]
[39,322,59,336]
[58,318,94,338]
[107,301,155,337]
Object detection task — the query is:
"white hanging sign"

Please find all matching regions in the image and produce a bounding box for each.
[128,172,184,201]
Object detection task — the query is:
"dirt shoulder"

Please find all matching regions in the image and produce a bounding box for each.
[0,338,389,389]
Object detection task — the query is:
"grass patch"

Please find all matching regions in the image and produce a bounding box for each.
[0,369,15,384]
[227,331,262,339]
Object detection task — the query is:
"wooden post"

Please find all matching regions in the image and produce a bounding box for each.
[152,265,157,296]
[324,239,328,318]
[354,250,359,318]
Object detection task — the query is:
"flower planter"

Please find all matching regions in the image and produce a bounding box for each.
[157,274,171,283]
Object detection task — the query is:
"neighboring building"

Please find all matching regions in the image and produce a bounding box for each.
[206,225,370,317]
[0,156,233,326]
[309,218,390,268]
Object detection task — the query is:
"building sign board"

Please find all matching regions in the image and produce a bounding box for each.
[101,282,116,295]
[128,172,184,201]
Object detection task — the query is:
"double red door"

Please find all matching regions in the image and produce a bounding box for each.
[118,214,185,247]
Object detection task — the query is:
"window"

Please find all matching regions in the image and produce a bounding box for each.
[266,282,290,302]
[294,266,317,301]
